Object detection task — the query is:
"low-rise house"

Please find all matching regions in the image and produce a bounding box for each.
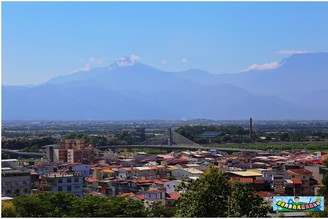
[225,169,263,179]
[1,159,19,170]
[144,187,166,207]
[164,180,182,194]
[171,168,203,180]
[166,192,181,207]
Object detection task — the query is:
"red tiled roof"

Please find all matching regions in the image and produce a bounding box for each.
[157,155,174,159]
[239,178,254,183]
[292,178,302,184]
[85,177,98,182]
[167,159,189,164]
[152,179,164,185]
[147,189,165,194]
[254,179,265,184]
[230,177,254,184]
[287,168,312,176]
[137,180,152,184]
[257,191,271,197]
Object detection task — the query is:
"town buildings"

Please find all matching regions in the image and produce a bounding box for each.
[1,138,327,214]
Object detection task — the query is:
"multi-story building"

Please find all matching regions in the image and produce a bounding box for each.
[1,170,31,197]
[287,168,315,196]
[44,139,94,164]
[40,172,84,198]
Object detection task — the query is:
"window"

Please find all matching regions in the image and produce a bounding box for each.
[6,190,11,194]
[58,186,62,191]
[75,186,80,189]
[67,186,72,192]
[58,178,63,184]
[74,177,79,183]
[24,189,28,193]
[67,178,72,183]
[15,189,20,194]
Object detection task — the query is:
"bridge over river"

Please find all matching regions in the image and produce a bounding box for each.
[1,149,44,159]
[96,144,263,154]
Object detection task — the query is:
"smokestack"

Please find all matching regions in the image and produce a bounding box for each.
[249,118,253,139]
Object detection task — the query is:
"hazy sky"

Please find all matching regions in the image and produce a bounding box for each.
[3,2,328,85]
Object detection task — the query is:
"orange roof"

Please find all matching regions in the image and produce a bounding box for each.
[167,192,181,200]
[135,195,145,200]
[292,178,302,184]
[118,193,135,198]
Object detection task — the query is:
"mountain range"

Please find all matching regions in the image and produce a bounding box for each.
[3,53,328,120]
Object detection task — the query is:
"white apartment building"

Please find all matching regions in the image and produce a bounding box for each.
[41,172,84,198]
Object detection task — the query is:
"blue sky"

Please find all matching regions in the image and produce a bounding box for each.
[3,2,328,85]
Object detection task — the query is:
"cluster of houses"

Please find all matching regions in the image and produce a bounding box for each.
[2,139,328,209]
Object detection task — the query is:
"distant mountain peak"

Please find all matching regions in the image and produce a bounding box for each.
[111,55,140,68]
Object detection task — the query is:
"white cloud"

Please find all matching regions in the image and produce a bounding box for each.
[243,62,280,72]
[130,55,140,62]
[117,55,141,67]
[78,57,106,71]
[181,58,188,63]
[277,50,310,54]
[161,59,167,65]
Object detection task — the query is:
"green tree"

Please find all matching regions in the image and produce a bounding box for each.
[69,195,147,217]
[12,194,52,217]
[228,181,271,217]
[1,201,18,217]
[147,202,176,217]
[30,145,40,152]
[12,192,78,217]
[175,168,231,217]
[20,147,30,152]
[175,167,270,217]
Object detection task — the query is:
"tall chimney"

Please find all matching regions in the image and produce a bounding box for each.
[249,118,253,139]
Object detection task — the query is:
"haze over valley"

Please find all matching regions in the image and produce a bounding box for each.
[3,52,328,120]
